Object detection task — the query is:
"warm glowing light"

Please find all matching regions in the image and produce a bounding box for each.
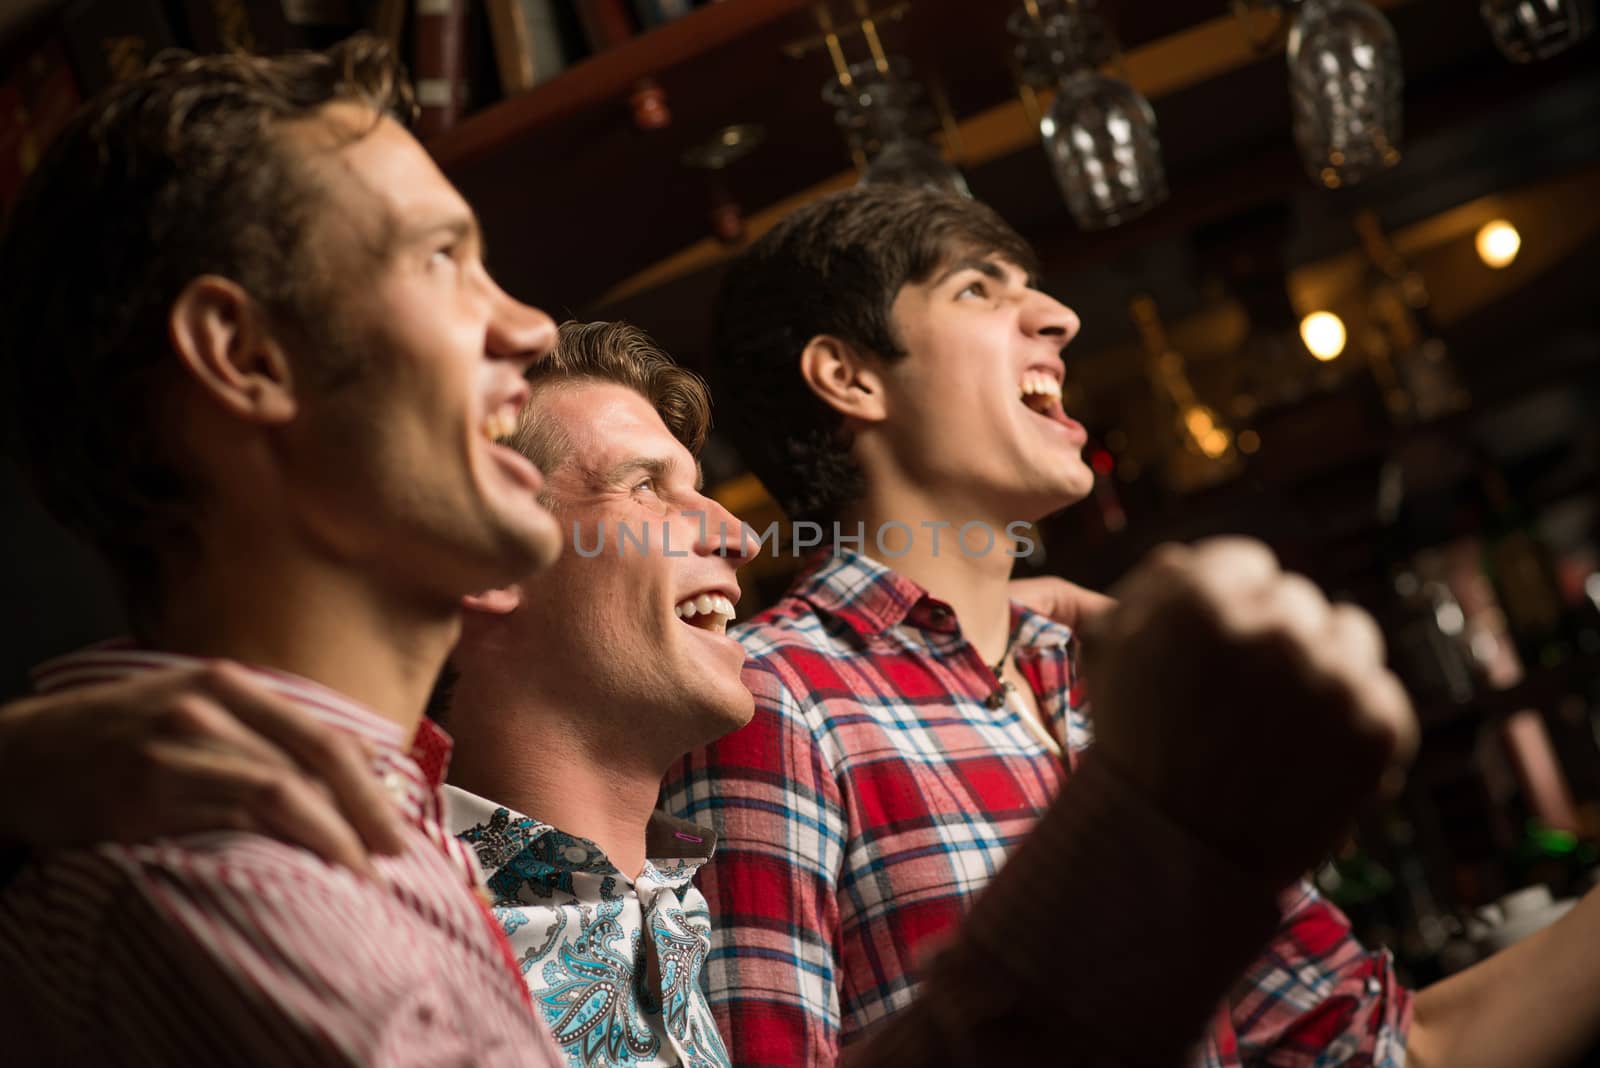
[1299,311,1347,361]
[1184,406,1216,439]
[1199,428,1232,459]
[1475,220,1521,268]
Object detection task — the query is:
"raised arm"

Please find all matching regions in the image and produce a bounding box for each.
[1407,880,1600,1067]
[853,537,1419,1066]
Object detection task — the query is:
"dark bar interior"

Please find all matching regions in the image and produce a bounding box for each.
[2,0,1599,1059]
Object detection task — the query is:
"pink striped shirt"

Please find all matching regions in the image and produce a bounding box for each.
[0,646,564,1067]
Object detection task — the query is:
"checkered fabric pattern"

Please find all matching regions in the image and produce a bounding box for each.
[662,550,1411,1066]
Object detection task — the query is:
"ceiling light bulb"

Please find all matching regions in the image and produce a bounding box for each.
[1476,219,1521,268]
[1184,405,1216,439]
[1300,311,1347,361]
[1200,428,1232,459]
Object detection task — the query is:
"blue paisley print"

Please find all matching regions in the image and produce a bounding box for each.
[450,790,729,1068]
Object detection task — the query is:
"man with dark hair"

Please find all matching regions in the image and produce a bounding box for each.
[428,319,1415,1067]
[0,39,569,1063]
[663,183,1600,1067]
[708,191,1041,527]
[1,315,1418,1067]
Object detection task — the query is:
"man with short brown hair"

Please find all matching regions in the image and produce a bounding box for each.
[0,38,566,1064]
[0,44,1421,1063]
[439,320,1415,1067]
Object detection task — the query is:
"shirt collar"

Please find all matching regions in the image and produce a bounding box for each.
[31,642,453,808]
[787,550,941,639]
[444,784,716,888]
[787,549,1076,654]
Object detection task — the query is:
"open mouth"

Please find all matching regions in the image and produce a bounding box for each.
[480,403,521,444]
[1020,369,1065,420]
[674,592,737,635]
[476,394,546,495]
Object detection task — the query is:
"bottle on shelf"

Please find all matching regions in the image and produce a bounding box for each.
[1477,458,1572,675]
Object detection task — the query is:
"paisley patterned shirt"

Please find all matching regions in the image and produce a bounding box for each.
[446,786,729,1068]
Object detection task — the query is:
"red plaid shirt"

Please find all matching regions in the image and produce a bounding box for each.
[663,551,1412,1066]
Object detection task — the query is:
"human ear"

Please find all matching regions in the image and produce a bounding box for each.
[797,335,887,425]
[169,275,296,424]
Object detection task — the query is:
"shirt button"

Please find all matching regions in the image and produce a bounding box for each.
[381,770,407,798]
[563,845,588,864]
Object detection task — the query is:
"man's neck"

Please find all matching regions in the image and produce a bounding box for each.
[845,485,1021,668]
[447,682,664,882]
[147,540,461,742]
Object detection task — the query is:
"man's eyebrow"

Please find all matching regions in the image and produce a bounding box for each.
[595,456,673,488]
[930,257,1011,289]
[593,454,704,493]
[393,208,487,259]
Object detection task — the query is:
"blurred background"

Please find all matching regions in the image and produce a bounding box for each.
[3,0,1599,984]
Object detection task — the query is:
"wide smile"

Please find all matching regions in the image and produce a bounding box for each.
[674,591,737,636]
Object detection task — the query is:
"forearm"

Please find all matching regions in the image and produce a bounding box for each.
[1409,886,1600,1068]
[848,756,1282,1068]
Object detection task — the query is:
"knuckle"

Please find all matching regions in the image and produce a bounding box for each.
[1139,543,1194,582]
[194,660,249,690]
[1261,577,1330,632]
[251,774,300,814]
[1200,535,1278,570]
[1330,602,1383,649]
[187,662,244,698]
[316,730,365,768]
[161,694,217,733]
[1274,571,1326,604]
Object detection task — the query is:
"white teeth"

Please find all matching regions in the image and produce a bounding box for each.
[1020,372,1062,400]
[675,593,737,629]
[481,407,518,443]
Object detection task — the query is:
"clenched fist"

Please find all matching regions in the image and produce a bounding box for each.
[1079,537,1418,889]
